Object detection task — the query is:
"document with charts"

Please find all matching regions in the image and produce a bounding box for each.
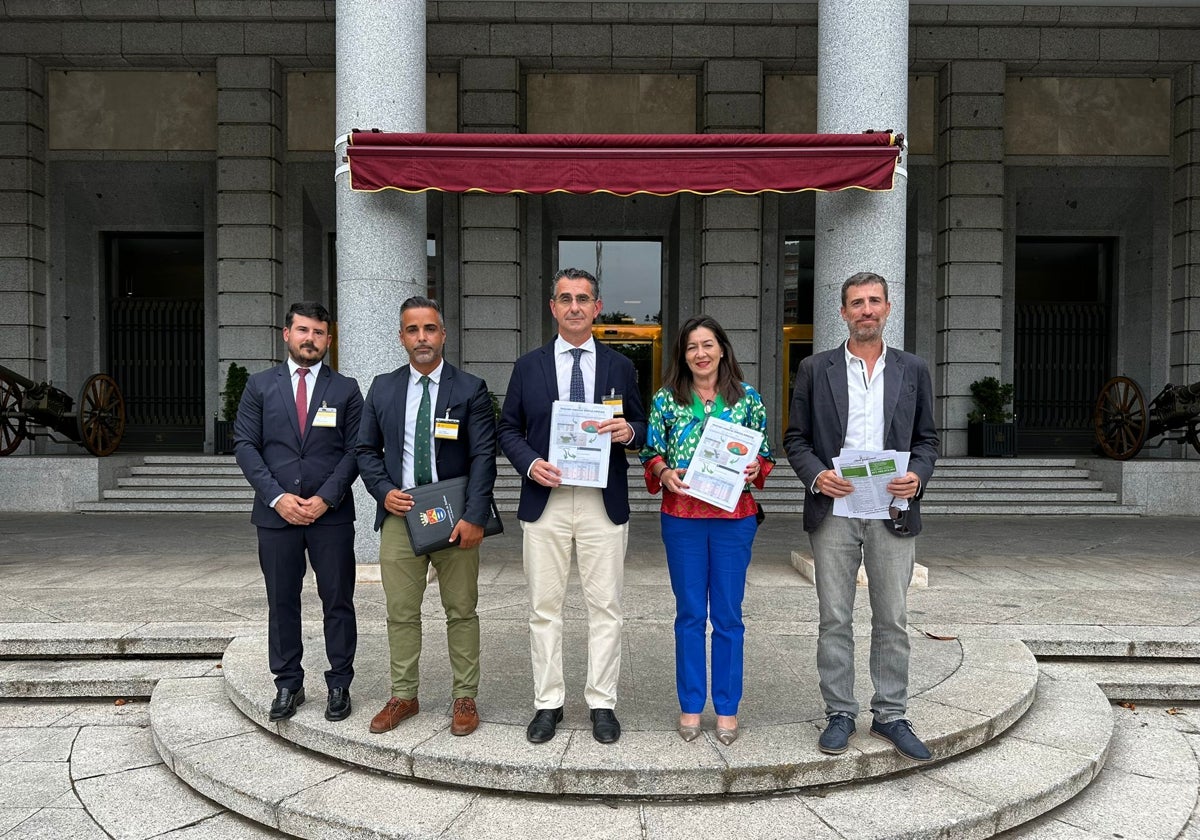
[681,417,764,512]
[548,400,614,488]
[831,449,910,519]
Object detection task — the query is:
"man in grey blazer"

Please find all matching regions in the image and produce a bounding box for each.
[356,296,497,738]
[784,272,939,762]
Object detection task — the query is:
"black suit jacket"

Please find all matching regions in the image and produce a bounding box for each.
[356,361,498,533]
[234,362,363,528]
[783,345,939,536]
[498,339,647,525]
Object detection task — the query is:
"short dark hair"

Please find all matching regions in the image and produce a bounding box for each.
[400,295,444,326]
[663,315,745,407]
[551,267,600,301]
[285,301,331,329]
[841,272,889,307]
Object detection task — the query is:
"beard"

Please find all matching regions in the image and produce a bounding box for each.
[849,318,884,343]
[288,342,326,365]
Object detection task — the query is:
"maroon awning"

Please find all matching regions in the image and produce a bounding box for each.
[346,132,901,197]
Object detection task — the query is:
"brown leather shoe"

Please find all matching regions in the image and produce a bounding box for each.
[450,697,479,736]
[369,697,419,734]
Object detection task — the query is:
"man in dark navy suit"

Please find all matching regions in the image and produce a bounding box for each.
[499,268,647,745]
[356,296,497,738]
[234,301,363,723]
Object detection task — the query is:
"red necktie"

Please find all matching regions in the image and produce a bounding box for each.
[296,368,309,437]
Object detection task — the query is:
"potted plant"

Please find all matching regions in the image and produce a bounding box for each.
[214,361,248,455]
[967,376,1017,457]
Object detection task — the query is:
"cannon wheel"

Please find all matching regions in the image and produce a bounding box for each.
[0,378,26,456]
[1093,375,1148,460]
[77,373,126,456]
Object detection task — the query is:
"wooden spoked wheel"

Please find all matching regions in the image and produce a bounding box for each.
[76,373,126,456]
[0,379,26,456]
[1093,376,1147,460]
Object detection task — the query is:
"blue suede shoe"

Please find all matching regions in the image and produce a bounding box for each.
[818,714,856,754]
[870,718,933,762]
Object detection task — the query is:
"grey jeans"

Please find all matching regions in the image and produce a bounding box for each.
[809,514,915,723]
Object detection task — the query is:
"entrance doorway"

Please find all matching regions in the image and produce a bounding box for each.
[559,239,663,412]
[781,236,816,429]
[105,234,204,450]
[1014,237,1115,453]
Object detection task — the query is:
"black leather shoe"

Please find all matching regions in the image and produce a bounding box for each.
[325,687,351,722]
[269,686,305,721]
[526,707,563,743]
[590,708,621,744]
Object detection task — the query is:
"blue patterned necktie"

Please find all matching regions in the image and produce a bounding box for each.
[568,348,586,402]
[414,375,432,486]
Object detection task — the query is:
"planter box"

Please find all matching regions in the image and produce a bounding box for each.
[967,421,1017,457]
[213,419,236,455]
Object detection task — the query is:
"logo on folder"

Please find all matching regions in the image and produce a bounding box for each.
[419,507,448,527]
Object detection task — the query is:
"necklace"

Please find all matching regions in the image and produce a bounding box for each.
[694,384,718,414]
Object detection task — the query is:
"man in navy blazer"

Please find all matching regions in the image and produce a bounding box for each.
[234,301,363,724]
[356,296,497,738]
[784,272,939,763]
[499,268,646,745]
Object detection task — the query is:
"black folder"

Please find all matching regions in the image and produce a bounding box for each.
[402,475,504,555]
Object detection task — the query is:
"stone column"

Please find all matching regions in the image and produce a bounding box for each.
[700,60,764,384]
[459,58,521,394]
[935,61,1006,455]
[1172,64,1200,399]
[335,0,426,564]
[813,0,908,352]
[0,57,47,412]
[216,57,284,380]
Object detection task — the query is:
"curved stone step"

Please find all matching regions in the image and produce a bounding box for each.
[997,701,1198,839]
[221,632,1037,797]
[149,673,1111,840]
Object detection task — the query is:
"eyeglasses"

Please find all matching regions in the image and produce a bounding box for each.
[553,294,596,307]
[888,504,911,535]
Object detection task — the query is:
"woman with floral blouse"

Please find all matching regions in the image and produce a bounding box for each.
[639,315,774,745]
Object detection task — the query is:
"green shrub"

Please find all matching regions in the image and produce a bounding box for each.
[968,376,1014,424]
[221,362,249,422]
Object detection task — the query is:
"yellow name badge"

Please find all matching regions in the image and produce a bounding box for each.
[434,419,460,440]
[602,390,624,416]
[312,404,337,428]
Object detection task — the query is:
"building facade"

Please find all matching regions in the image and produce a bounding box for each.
[2,1,1198,458]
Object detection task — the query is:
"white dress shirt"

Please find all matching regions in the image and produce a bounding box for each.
[554,334,597,401]
[288,358,323,410]
[402,360,443,490]
[271,359,324,509]
[843,340,887,452]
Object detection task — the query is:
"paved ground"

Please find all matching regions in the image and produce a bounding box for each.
[2,512,1200,838]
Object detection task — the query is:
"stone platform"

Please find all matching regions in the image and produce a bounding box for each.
[221,631,1035,797]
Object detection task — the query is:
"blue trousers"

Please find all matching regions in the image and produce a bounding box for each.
[661,513,757,716]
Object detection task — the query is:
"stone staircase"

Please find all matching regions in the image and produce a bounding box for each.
[10,624,1200,838]
[76,454,1141,516]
